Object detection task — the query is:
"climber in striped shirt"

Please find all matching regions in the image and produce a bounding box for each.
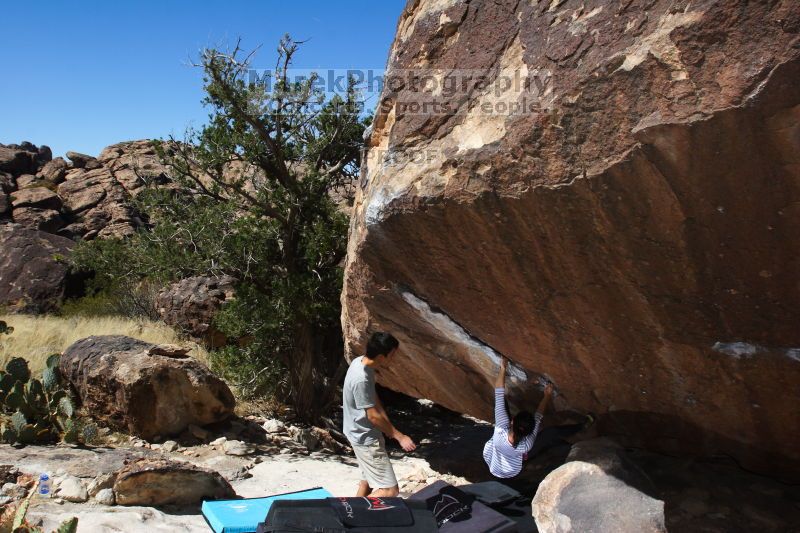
[483,357,593,479]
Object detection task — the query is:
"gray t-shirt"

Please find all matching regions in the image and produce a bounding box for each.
[342,356,381,445]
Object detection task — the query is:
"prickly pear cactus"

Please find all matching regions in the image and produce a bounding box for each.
[5,357,31,383]
[0,352,94,446]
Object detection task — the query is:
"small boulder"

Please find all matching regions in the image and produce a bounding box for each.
[0,466,19,485]
[155,275,236,347]
[60,335,235,440]
[210,437,227,447]
[1,482,27,500]
[56,476,88,503]
[87,473,117,497]
[37,145,52,163]
[15,174,40,189]
[113,458,235,506]
[188,424,211,441]
[263,419,286,434]
[223,440,255,456]
[532,439,666,533]
[289,426,319,451]
[95,488,116,506]
[66,151,99,169]
[162,440,179,453]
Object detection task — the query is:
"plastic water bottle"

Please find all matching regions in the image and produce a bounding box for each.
[38,473,51,498]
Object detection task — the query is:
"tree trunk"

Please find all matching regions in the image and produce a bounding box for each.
[289,319,319,423]
[288,319,348,424]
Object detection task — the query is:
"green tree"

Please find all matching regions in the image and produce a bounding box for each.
[72,36,366,423]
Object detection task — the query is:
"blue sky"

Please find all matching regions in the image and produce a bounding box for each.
[0,1,405,157]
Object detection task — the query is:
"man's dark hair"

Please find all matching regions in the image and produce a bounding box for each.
[365,332,399,359]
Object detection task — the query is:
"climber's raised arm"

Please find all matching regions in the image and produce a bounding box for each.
[537,383,554,416]
[494,357,510,428]
[495,356,508,389]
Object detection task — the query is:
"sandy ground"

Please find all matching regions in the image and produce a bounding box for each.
[23,450,455,532]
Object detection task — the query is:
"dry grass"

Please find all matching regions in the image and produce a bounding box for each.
[0,314,209,374]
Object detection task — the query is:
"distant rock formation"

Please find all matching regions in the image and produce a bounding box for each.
[60,335,235,440]
[0,140,163,240]
[342,0,800,479]
[155,275,236,347]
[0,140,166,311]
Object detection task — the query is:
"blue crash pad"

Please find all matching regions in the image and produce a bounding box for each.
[202,487,333,533]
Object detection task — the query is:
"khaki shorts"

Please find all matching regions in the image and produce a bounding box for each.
[351,438,398,489]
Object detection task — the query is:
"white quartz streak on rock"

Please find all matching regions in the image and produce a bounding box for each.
[400,290,528,381]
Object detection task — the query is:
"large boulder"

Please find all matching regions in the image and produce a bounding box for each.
[0,224,74,313]
[0,145,36,175]
[11,207,65,233]
[0,172,14,193]
[113,458,235,506]
[532,439,665,533]
[60,335,235,440]
[36,157,68,185]
[10,187,62,210]
[65,150,101,170]
[342,0,800,479]
[155,275,236,347]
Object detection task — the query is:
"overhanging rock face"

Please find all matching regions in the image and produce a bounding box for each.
[342,0,800,478]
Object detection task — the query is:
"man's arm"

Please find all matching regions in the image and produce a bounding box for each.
[367,395,416,452]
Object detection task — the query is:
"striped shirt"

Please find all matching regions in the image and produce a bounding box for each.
[482,388,543,478]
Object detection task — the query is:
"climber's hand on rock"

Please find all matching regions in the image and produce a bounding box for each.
[500,357,508,372]
[397,433,417,452]
[544,383,554,397]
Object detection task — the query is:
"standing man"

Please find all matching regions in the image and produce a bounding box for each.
[343,332,417,497]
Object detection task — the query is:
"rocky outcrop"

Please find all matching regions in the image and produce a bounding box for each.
[532,439,666,533]
[342,0,800,479]
[0,224,74,313]
[60,335,235,440]
[0,140,163,239]
[113,458,235,506]
[155,275,236,347]
[0,140,167,311]
[97,139,171,194]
